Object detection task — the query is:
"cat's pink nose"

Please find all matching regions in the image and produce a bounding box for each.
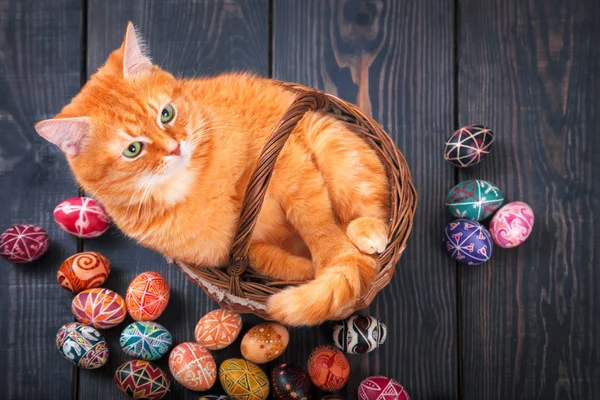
[169,143,181,157]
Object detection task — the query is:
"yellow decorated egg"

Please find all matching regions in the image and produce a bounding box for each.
[168,342,216,391]
[220,358,270,400]
[126,272,170,321]
[240,323,289,364]
[71,288,126,329]
[195,309,242,350]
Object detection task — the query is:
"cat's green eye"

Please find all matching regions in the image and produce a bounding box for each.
[123,141,143,158]
[160,104,175,124]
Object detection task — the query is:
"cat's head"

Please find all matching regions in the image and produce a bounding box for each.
[35,22,206,209]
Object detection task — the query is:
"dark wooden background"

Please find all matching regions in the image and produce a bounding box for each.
[0,0,598,399]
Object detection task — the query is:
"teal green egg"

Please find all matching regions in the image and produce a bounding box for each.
[446,179,504,221]
[119,321,173,361]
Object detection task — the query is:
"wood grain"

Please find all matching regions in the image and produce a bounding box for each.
[83,0,268,398]
[0,0,82,398]
[274,1,458,398]
[458,0,600,399]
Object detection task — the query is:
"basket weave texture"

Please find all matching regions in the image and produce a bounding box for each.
[175,81,417,320]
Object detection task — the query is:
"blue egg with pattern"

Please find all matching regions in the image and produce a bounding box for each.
[120,321,173,361]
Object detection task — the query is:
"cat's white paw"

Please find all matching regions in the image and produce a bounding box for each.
[346,217,388,254]
[164,256,174,265]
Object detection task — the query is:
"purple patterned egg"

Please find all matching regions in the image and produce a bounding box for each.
[0,224,49,263]
[444,125,494,167]
[443,219,493,265]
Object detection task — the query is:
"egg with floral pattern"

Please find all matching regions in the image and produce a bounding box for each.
[358,376,410,400]
[71,288,126,329]
[57,252,110,293]
[489,201,534,248]
[241,322,289,364]
[444,125,494,167]
[220,359,270,400]
[168,342,216,391]
[307,345,350,391]
[56,322,108,369]
[0,224,49,263]
[446,180,504,221]
[114,360,170,399]
[126,272,170,321]
[443,219,493,265]
[53,197,110,238]
[120,321,173,361]
[271,363,313,400]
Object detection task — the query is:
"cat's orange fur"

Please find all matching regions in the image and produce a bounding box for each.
[35,23,389,326]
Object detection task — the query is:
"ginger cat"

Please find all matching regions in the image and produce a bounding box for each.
[35,23,389,326]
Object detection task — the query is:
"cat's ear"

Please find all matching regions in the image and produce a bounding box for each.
[35,117,91,156]
[122,22,152,78]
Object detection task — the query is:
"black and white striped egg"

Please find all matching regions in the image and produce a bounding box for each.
[332,315,387,354]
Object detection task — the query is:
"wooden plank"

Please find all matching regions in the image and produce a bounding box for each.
[273,1,458,398]
[83,0,268,398]
[0,0,81,398]
[459,0,600,398]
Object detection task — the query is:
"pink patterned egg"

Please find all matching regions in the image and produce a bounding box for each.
[168,342,216,391]
[54,197,110,238]
[0,224,49,263]
[489,201,534,248]
[72,288,127,329]
[359,376,410,400]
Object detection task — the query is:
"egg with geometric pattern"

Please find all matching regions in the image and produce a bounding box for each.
[56,322,108,369]
[126,272,170,321]
[219,358,270,400]
[168,342,217,391]
[307,345,350,392]
[0,224,49,263]
[195,308,242,350]
[120,321,173,361]
[333,315,387,354]
[358,376,410,400]
[71,288,126,329]
[443,219,493,265]
[53,197,110,238]
[114,359,170,399]
[446,180,504,221]
[444,125,494,168]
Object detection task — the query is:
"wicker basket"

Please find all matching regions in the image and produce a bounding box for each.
[175,81,417,320]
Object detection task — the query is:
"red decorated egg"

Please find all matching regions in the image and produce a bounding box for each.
[489,201,534,248]
[57,252,110,293]
[0,224,49,263]
[307,345,350,391]
[72,288,126,329]
[168,342,216,391]
[126,272,170,321]
[195,308,242,350]
[358,376,410,400]
[53,197,110,238]
[271,363,313,400]
[115,360,170,399]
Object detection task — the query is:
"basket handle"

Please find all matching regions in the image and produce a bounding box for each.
[227,90,330,277]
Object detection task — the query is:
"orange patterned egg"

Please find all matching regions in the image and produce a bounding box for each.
[195,309,242,350]
[307,345,350,391]
[57,252,110,293]
[72,288,126,329]
[241,323,289,364]
[126,272,170,321]
[168,342,216,391]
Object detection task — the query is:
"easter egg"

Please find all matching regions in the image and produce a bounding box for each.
[53,197,110,238]
[56,322,108,369]
[241,322,289,364]
[443,219,493,265]
[307,345,350,391]
[71,288,126,329]
[489,201,534,248]
[358,376,410,400]
[126,271,170,321]
[219,358,270,400]
[271,363,313,400]
[57,252,110,293]
[333,315,387,354]
[446,180,504,221]
[120,321,173,361]
[444,125,494,167]
[195,308,242,350]
[0,224,49,263]
[114,360,170,400]
[168,342,216,391]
